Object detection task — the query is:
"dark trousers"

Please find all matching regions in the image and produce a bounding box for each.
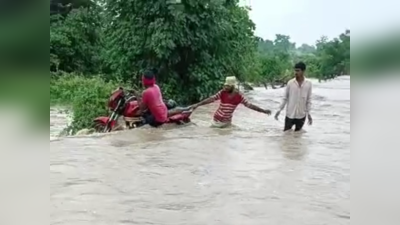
[284,116,306,131]
[142,100,175,128]
[143,113,164,127]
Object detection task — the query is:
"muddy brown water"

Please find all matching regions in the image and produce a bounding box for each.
[50,76,350,225]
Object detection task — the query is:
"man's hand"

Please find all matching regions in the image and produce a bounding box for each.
[127,89,140,96]
[274,111,281,120]
[307,114,313,125]
[263,109,272,115]
[189,104,199,110]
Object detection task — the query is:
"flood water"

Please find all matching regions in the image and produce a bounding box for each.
[50,76,350,225]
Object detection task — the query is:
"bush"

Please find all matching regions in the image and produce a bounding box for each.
[50,74,122,134]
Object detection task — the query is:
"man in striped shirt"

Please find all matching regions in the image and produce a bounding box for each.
[191,76,271,128]
[275,62,313,132]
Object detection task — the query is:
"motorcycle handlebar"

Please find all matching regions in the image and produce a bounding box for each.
[125,95,137,102]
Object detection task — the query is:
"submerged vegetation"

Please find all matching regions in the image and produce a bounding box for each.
[50,74,120,133]
[50,0,350,133]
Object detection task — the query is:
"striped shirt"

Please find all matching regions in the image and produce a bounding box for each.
[211,90,250,123]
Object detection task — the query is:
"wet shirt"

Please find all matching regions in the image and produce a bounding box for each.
[142,85,168,123]
[279,78,312,119]
[211,90,250,123]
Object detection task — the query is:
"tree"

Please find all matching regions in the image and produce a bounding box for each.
[297,43,316,55]
[273,34,295,54]
[49,0,351,94]
[50,5,104,74]
[314,30,350,79]
[252,30,351,86]
[102,0,257,103]
[251,34,296,85]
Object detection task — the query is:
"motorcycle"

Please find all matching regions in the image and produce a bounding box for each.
[93,87,192,133]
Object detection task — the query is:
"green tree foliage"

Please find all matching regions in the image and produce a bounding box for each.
[252,30,350,85]
[314,30,350,78]
[102,0,257,102]
[51,74,120,134]
[50,4,103,74]
[296,43,316,55]
[255,34,296,85]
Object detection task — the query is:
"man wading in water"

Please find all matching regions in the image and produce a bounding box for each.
[275,62,313,132]
[191,76,271,128]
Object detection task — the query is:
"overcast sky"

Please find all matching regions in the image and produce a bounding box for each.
[240,0,350,45]
[240,0,399,45]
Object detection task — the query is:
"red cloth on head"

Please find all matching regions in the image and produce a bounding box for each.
[142,76,155,86]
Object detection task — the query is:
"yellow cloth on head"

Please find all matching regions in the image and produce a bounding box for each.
[224,76,238,87]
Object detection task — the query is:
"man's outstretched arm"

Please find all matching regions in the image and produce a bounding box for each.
[241,97,271,115]
[192,91,222,108]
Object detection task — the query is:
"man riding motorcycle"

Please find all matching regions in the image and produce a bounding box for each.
[138,70,191,127]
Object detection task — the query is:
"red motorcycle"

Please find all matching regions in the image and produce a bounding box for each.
[93,88,192,133]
